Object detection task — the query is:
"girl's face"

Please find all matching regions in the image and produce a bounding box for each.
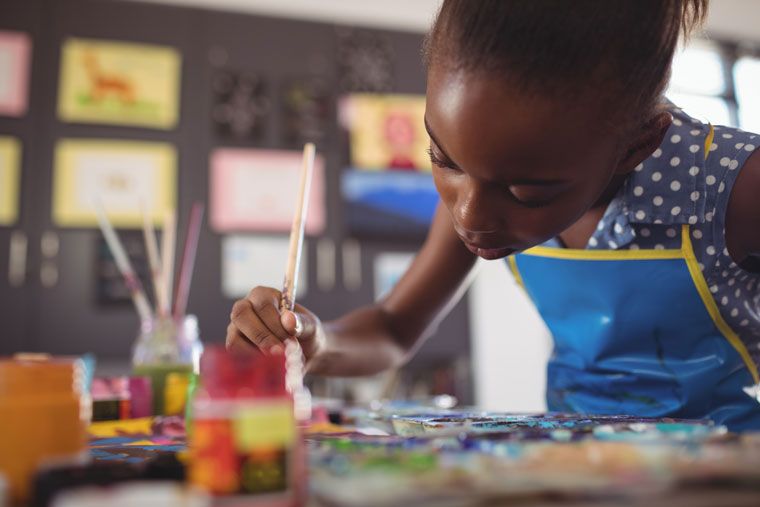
[425,67,628,259]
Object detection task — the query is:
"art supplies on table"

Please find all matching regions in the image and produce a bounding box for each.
[90,377,130,422]
[188,346,306,505]
[0,356,89,503]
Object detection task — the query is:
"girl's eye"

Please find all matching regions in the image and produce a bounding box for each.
[427,148,459,171]
[508,186,562,207]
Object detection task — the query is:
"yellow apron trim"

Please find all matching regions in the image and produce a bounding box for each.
[507,256,525,288]
[704,124,715,158]
[679,224,760,384]
[522,246,683,260]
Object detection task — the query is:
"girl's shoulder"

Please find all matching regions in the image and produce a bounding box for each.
[622,105,759,229]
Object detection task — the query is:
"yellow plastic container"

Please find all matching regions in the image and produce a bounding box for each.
[0,356,89,503]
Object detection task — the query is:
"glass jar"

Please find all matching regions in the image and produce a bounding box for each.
[132,315,203,415]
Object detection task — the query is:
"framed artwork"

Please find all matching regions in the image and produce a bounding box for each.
[341,169,438,238]
[57,38,181,129]
[374,252,415,301]
[339,93,430,171]
[211,69,269,141]
[0,136,21,225]
[210,148,326,235]
[221,235,307,299]
[0,31,32,117]
[52,139,176,228]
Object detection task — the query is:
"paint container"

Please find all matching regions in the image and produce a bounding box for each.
[128,376,153,419]
[188,347,306,506]
[132,315,203,415]
[91,377,131,422]
[0,356,89,504]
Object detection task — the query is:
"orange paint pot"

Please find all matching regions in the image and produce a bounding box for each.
[0,356,90,503]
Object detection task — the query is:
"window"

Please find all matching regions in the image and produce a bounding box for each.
[667,40,760,133]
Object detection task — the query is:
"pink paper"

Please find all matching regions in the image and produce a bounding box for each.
[210,148,326,234]
[0,31,32,117]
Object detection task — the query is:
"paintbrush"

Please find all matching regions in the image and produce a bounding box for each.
[93,200,153,323]
[280,143,315,314]
[160,209,177,319]
[141,201,165,317]
[173,202,205,319]
[280,143,316,393]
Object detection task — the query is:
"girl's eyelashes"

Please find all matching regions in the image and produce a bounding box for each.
[427,147,460,171]
[508,186,563,208]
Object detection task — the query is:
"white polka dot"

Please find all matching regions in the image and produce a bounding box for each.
[670,157,681,167]
[608,240,618,249]
[731,308,739,317]
[666,228,677,238]
[720,157,731,167]
[736,143,745,150]
[589,237,598,247]
[690,191,700,201]
[654,219,663,224]
[718,182,725,193]
[671,206,681,216]
[729,160,739,170]
[614,223,623,234]
[653,196,664,206]
[706,175,716,185]
[634,163,644,172]
[721,296,729,305]
[634,186,644,196]
[689,145,699,153]
[640,228,651,237]
[670,180,681,191]
[671,134,681,143]
[722,271,729,277]
[698,262,705,270]
[745,144,756,151]
[735,288,741,298]
[710,285,719,293]
[689,166,699,176]
[741,320,749,327]
[597,221,604,231]
[652,148,662,158]
[673,119,683,126]
[722,133,733,139]
[706,212,714,222]
[655,244,665,250]
[710,143,718,152]
[636,210,646,220]
[706,246,716,255]
[629,244,640,250]
[688,216,698,225]
[652,172,662,182]
[728,278,736,286]
[693,229,703,239]
[690,129,701,136]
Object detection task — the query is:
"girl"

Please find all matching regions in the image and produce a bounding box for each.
[226,0,760,431]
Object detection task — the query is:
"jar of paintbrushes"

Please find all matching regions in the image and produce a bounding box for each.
[94,200,206,416]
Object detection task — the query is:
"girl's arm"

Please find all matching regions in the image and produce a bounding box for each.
[226,203,478,376]
[727,150,760,266]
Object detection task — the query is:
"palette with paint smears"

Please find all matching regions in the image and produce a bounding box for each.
[391,412,719,440]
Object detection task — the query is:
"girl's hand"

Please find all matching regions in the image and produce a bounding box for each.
[226,286,324,365]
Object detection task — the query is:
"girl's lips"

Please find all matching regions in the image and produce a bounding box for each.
[463,241,515,260]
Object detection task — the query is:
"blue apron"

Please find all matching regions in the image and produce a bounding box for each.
[508,125,760,432]
[509,222,760,432]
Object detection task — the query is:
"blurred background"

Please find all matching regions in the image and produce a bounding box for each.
[0,0,758,410]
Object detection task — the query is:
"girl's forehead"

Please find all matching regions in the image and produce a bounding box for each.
[425,67,616,162]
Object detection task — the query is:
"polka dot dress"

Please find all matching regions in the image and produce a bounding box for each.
[549,105,760,369]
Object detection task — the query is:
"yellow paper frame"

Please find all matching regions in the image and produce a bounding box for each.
[58,38,181,129]
[0,136,21,225]
[53,139,176,228]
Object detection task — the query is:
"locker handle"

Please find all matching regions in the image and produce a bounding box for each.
[8,231,27,288]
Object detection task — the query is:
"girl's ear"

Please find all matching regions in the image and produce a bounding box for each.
[614,111,673,175]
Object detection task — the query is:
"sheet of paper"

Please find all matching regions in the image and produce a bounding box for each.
[0,136,21,225]
[373,252,415,301]
[210,148,326,234]
[52,139,176,228]
[0,31,32,117]
[57,38,181,129]
[222,235,308,299]
[339,93,430,171]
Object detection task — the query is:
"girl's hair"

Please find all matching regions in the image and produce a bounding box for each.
[425,0,708,125]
